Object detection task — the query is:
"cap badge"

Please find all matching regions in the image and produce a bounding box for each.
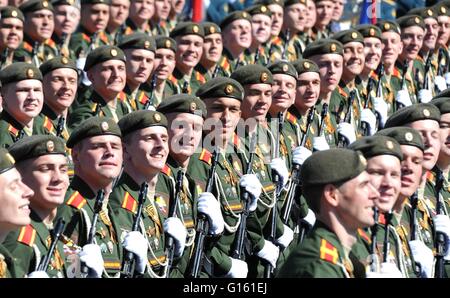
[282,64,289,72]
[144,40,151,49]
[153,113,161,122]
[61,57,68,64]
[42,1,48,7]
[369,28,375,36]
[427,9,433,16]
[110,49,118,57]
[26,68,34,78]
[260,72,269,83]
[165,40,171,48]
[415,17,421,24]
[351,32,358,39]
[101,121,109,132]
[384,23,390,30]
[330,43,337,52]
[303,61,310,69]
[423,108,430,117]
[225,84,234,95]
[405,132,413,142]
[193,25,199,33]
[190,102,197,112]
[210,26,216,34]
[11,10,18,17]
[358,153,367,167]
[46,140,55,152]
[386,140,394,150]
[261,6,267,13]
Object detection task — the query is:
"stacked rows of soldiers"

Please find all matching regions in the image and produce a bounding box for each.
[0,0,450,279]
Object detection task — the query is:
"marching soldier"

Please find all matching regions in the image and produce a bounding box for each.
[123,0,154,36]
[244,4,272,66]
[259,0,284,63]
[106,0,130,45]
[311,0,334,41]
[280,0,308,62]
[195,22,226,81]
[0,6,25,69]
[51,0,81,59]
[151,0,172,37]
[434,2,450,86]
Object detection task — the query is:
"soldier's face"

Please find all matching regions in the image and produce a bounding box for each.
[222,20,252,51]
[437,15,450,47]
[310,53,343,94]
[381,31,402,66]
[108,0,130,29]
[0,18,23,51]
[423,18,439,52]
[399,145,424,198]
[25,9,54,41]
[284,3,306,33]
[125,49,155,86]
[331,0,344,21]
[268,4,283,37]
[153,48,176,80]
[129,0,154,22]
[342,42,365,80]
[242,83,272,122]
[18,154,69,211]
[315,0,334,28]
[54,4,80,36]
[204,97,241,143]
[88,60,126,97]
[363,37,382,72]
[305,0,316,29]
[175,34,203,71]
[295,71,320,111]
[202,33,223,64]
[43,68,78,113]
[400,26,424,61]
[154,0,171,21]
[171,0,185,15]
[271,73,296,113]
[407,120,441,171]
[166,112,203,160]
[81,3,109,33]
[0,168,33,233]
[251,14,272,45]
[366,155,401,213]
[124,126,169,175]
[3,79,43,124]
[438,113,450,160]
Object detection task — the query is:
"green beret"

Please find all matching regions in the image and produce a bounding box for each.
[66,117,122,148]
[355,24,382,40]
[434,88,450,99]
[170,22,204,39]
[80,0,111,5]
[376,20,401,35]
[196,77,244,102]
[155,36,176,53]
[0,148,15,174]
[303,39,344,58]
[0,62,43,85]
[376,127,424,152]
[301,148,367,186]
[52,0,80,7]
[0,6,25,22]
[292,59,320,75]
[348,135,403,161]
[157,94,207,119]
[39,56,78,76]
[384,103,441,128]
[246,4,272,17]
[267,61,298,79]
[84,45,126,71]
[118,33,156,53]
[332,29,364,45]
[434,3,450,17]
[220,11,252,30]
[284,0,306,6]
[118,110,168,137]
[9,135,66,163]
[20,0,54,13]
[255,0,284,7]
[201,22,221,36]
[407,7,437,20]
[397,15,425,30]
[430,97,450,115]
[230,64,273,86]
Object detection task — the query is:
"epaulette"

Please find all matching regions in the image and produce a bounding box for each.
[357,228,371,244]
[81,33,91,43]
[8,124,19,137]
[220,57,230,71]
[99,31,109,44]
[66,191,87,210]
[392,67,401,79]
[22,42,33,53]
[338,86,348,98]
[285,111,298,125]
[17,224,36,247]
[378,213,386,225]
[272,36,283,46]
[369,70,378,81]
[121,192,137,213]
[319,238,339,264]
[117,91,127,102]
[199,148,212,165]
[45,38,56,49]
[168,75,177,85]
[161,164,171,177]
[137,92,149,104]
[43,117,55,134]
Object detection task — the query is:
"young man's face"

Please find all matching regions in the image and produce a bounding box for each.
[153,0,171,21]
[305,0,316,29]
[407,119,441,171]
[331,0,345,21]
[175,34,203,72]
[204,97,241,143]
[129,0,155,22]
[201,33,223,65]
[438,113,450,160]
[24,9,54,41]
[363,37,383,72]
[284,3,306,33]
[166,112,203,160]
[400,26,424,61]
[54,4,80,36]
[242,83,272,122]
[422,17,439,52]
[295,71,320,111]
[437,15,450,47]
[43,68,78,113]
[399,144,424,198]
[88,59,126,97]
[381,31,403,66]
[3,79,43,124]
[315,0,334,28]
[342,41,365,80]
[125,48,155,86]
[81,3,109,33]
[268,4,283,37]
[271,73,296,113]
[0,17,23,51]
[222,19,252,51]
[251,14,272,45]
[310,53,343,94]
[153,48,176,80]
[108,0,130,29]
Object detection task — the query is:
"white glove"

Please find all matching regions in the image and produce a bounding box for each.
[239,174,262,212]
[76,57,92,86]
[360,108,377,135]
[435,75,447,92]
[163,217,187,257]
[79,244,104,278]
[301,208,316,228]
[409,240,434,278]
[292,146,312,165]
[379,262,403,278]
[395,89,412,107]
[337,122,356,145]
[445,72,450,86]
[27,270,50,278]
[275,224,294,249]
[418,89,432,103]
[372,97,388,128]
[197,192,225,235]
[122,231,148,274]
[312,136,330,151]
[256,240,280,268]
[224,258,248,278]
[269,158,289,189]
[434,214,450,260]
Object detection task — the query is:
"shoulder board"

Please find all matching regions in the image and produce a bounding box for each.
[357,228,371,243]
[45,38,56,48]
[338,86,348,98]
[17,224,37,247]
[220,58,230,70]
[99,31,109,44]
[8,124,19,137]
[66,191,87,210]
[81,33,91,43]
[272,37,282,46]
[23,42,33,53]
[319,238,339,264]
[117,91,127,102]
[43,116,54,134]
[199,148,212,165]
[285,111,298,125]
[369,70,378,80]
[124,27,133,35]
[168,75,177,85]
[378,213,386,225]
[121,192,137,213]
[392,67,401,78]
[161,164,171,176]
[138,92,149,104]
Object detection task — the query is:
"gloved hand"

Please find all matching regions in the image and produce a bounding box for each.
[275,224,294,249]
[224,258,248,278]
[434,214,450,239]
[163,217,187,257]
[337,122,356,145]
[79,244,104,278]
[122,231,148,274]
[379,262,403,278]
[256,240,280,268]
[76,57,92,86]
[197,192,224,235]
[372,97,388,128]
[312,136,330,151]
[445,72,450,87]
[418,89,432,103]
[360,108,377,135]
[146,105,156,111]
[435,75,447,92]
[409,240,434,278]
[395,89,412,107]
[301,208,316,228]
[27,270,50,278]
[239,174,262,212]
[292,146,312,165]
[269,158,289,189]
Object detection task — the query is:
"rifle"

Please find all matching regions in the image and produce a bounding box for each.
[382,210,392,263]
[409,191,422,277]
[282,29,290,61]
[374,64,385,130]
[212,65,220,78]
[58,33,67,57]
[318,103,329,137]
[368,207,379,273]
[32,41,41,67]
[120,182,148,278]
[360,77,375,136]
[182,81,189,94]
[114,23,126,45]
[143,74,157,110]
[254,46,260,64]
[55,116,65,138]
[337,90,356,148]
[37,218,65,272]
[437,48,445,77]
[396,60,409,111]
[0,48,9,69]
[434,169,446,278]
[423,51,432,90]
[188,148,220,278]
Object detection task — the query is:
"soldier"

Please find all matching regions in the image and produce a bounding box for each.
[151,0,172,37]
[434,2,450,90]
[195,22,225,81]
[312,0,334,41]
[276,148,379,277]
[0,6,25,69]
[280,0,308,61]
[106,0,130,44]
[244,4,273,66]
[3,135,70,278]
[51,0,81,59]
[329,0,347,33]
[168,0,186,31]
[304,0,317,44]
[258,0,284,63]
[124,0,155,35]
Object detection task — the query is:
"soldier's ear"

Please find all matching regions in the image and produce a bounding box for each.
[323,184,339,208]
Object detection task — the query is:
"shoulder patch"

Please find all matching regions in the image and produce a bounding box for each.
[17,225,36,247]
[357,228,371,243]
[199,148,212,165]
[233,133,240,148]
[285,111,298,125]
[121,192,137,213]
[66,191,87,210]
[161,164,172,176]
[338,87,348,98]
[43,117,55,134]
[319,239,339,264]
[7,124,19,137]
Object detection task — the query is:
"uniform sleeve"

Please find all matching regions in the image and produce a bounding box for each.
[2,230,35,278]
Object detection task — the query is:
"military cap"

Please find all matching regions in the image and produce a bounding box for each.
[157,94,207,119]
[348,135,403,161]
[202,22,221,36]
[246,4,272,17]
[301,148,367,187]
[230,64,274,86]
[19,0,54,13]
[0,6,25,22]
[332,29,364,45]
[376,20,401,35]
[430,97,450,115]
[39,56,78,76]
[0,62,42,85]
[84,45,126,71]
[118,110,168,137]
[255,0,284,7]
[284,0,306,6]
[434,88,450,99]
[376,127,424,152]
[303,39,344,58]
[9,135,66,163]
[267,61,298,79]
[52,0,80,7]
[80,0,111,5]
[396,15,426,30]
[407,7,437,20]
[0,148,15,175]
[384,103,441,128]
[118,33,156,53]
[220,11,252,30]
[155,36,177,53]
[66,117,122,148]
[292,59,320,75]
[434,3,450,17]
[355,24,382,40]
[196,77,245,101]
[170,22,205,39]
